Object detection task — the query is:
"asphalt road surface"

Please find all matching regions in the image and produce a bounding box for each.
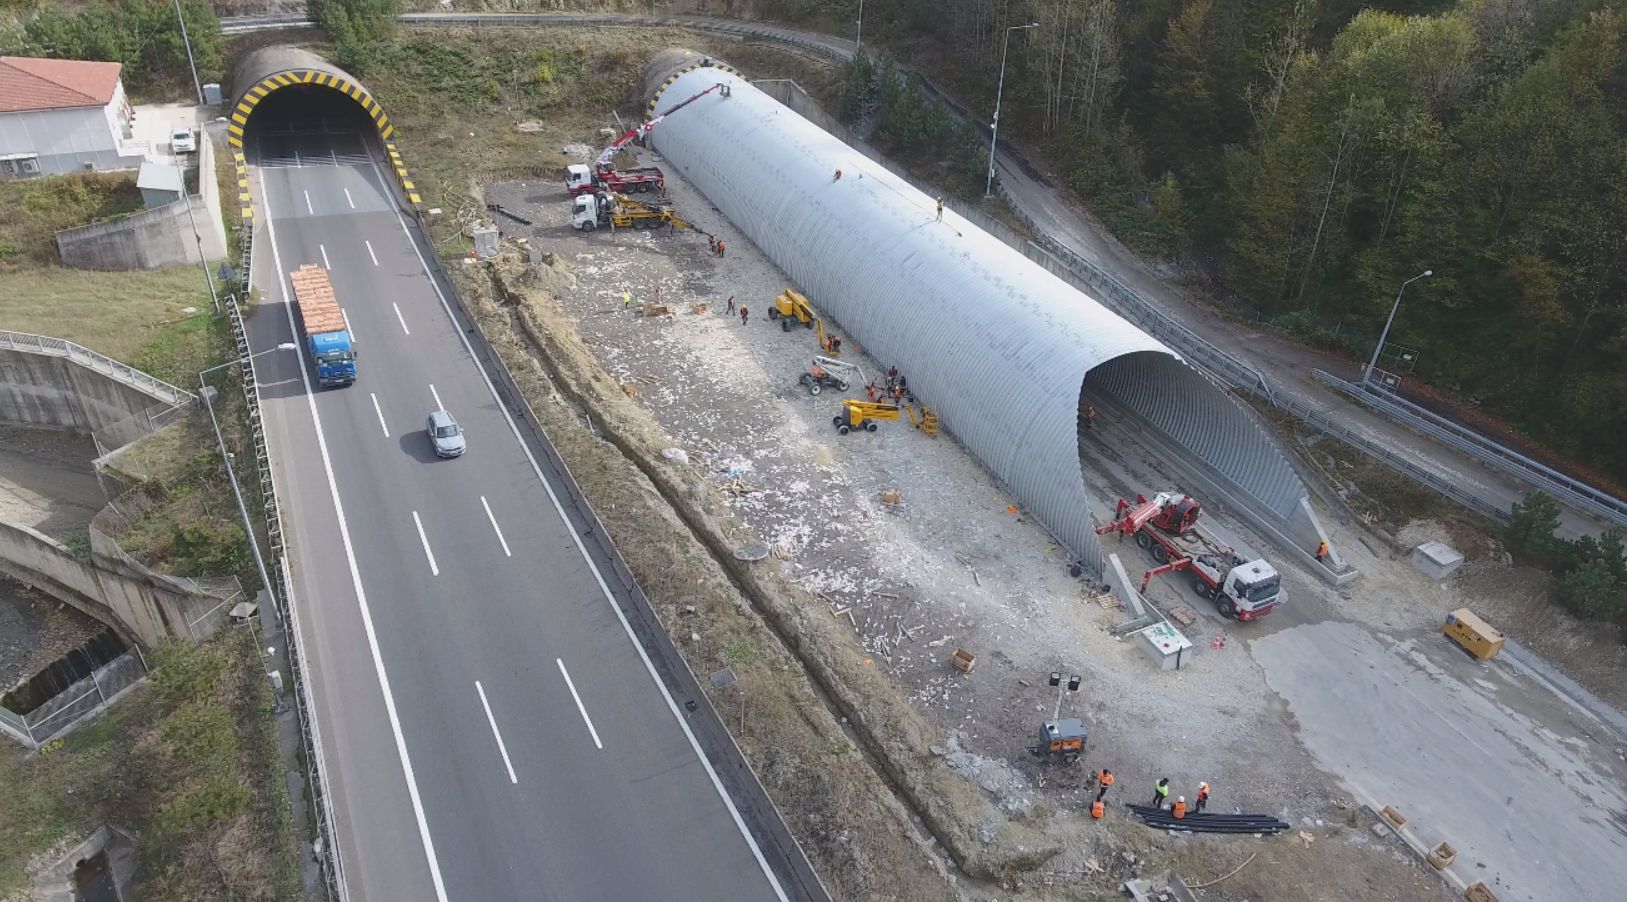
[245,126,797,902]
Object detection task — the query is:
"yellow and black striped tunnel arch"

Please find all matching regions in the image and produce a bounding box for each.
[228,46,420,215]
[227,46,393,150]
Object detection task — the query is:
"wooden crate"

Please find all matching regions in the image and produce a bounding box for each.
[1464,882,1500,902]
[950,648,976,673]
[1427,841,1457,869]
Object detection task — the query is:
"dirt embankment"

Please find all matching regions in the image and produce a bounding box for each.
[452,249,1069,894]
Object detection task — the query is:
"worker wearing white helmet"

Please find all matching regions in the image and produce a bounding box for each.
[1196,781,1211,813]
[1173,795,1188,819]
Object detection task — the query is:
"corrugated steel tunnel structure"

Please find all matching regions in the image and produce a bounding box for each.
[644,51,1325,576]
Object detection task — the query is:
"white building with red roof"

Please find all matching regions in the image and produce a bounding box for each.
[0,56,140,177]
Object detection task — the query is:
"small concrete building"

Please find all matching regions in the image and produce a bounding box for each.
[0,56,140,177]
[136,161,184,208]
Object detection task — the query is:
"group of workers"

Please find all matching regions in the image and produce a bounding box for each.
[1088,769,1212,820]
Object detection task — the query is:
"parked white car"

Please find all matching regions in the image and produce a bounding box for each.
[170,129,196,154]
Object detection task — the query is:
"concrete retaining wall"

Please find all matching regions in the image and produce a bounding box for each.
[54,136,227,270]
[0,347,178,436]
[0,519,231,648]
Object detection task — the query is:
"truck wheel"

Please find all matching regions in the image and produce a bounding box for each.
[865,421,878,432]
[1135,532,1151,549]
[637,183,651,193]
[837,423,851,435]
[804,319,814,329]
[809,383,822,396]
[768,308,780,319]
[782,318,793,332]
[1218,599,1238,619]
[833,416,844,427]
[800,373,812,385]
[1152,544,1168,564]
[1193,579,1216,600]
[834,379,848,390]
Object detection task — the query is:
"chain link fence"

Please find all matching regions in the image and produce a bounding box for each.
[0,648,147,749]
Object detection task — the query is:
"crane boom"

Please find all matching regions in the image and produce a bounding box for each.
[594,82,729,169]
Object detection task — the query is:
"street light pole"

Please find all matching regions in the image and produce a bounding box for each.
[856,0,865,51]
[1363,269,1432,386]
[200,343,296,622]
[986,23,1040,198]
[172,0,204,107]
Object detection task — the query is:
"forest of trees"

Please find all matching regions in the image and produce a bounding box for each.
[819,0,1627,486]
[0,0,223,97]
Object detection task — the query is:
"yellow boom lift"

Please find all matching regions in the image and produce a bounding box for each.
[833,399,901,434]
[770,288,842,354]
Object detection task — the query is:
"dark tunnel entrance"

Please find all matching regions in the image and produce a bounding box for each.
[239,83,384,167]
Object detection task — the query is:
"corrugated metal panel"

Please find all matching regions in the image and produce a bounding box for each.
[649,67,1306,572]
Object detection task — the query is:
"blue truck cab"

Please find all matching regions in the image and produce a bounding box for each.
[309,329,356,386]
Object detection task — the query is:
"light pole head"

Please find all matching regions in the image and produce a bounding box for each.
[1421,270,1433,277]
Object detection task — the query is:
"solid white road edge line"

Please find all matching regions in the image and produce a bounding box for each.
[366,239,379,267]
[345,187,355,209]
[320,243,331,270]
[475,681,520,784]
[294,148,301,169]
[480,496,513,557]
[411,511,440,577]
[370,393,390,438]
[555,659,603,750]
[429,383,443,411]
[260,162,452,902]
[341,309,354,342]
[393,302,411,336]
[304,189,314,215]
[374,159,790,902]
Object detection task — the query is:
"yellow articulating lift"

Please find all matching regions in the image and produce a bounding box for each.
[770,288,843,355]
[834,399,899,434]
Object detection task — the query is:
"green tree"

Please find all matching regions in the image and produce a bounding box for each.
[310,0,401,71]
[1505,491,1561,556]
[5,0,223,97]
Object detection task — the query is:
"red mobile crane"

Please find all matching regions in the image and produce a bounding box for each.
[564,82,731,197]
[1095,492,1285,621]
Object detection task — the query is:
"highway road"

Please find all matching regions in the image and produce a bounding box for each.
[244,124,802,902]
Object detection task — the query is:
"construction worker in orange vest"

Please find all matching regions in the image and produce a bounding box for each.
[1095,768,1115,802]
[1316,540,1329,561]
[1196,781,1211,813]
[1172,796,1188,819]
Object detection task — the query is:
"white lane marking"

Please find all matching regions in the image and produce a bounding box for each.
[411,511,439,577]
[475,680,519,784]
[372,157,789,900]
[330,148,339,166]
[345,187,355,209]
[370,392,390,438]
[556,659,603,750]
[304,189,314,215]
[294,149,301,169]
[393,302,411,336]
[480,496,512,557]
[429,383,443,411]
[320,243,331,270]
[341,309,354,341]
[260,164,451,902]
[366,239,379,267]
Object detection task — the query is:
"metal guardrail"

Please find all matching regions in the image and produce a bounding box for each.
[1313,370,1627,529]
[224,221,344,897]
[0,330,195,408]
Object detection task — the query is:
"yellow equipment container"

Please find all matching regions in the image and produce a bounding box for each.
[1443,608,1504,661]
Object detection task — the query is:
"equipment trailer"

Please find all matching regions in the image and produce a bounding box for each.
[1096,492,1284,620]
